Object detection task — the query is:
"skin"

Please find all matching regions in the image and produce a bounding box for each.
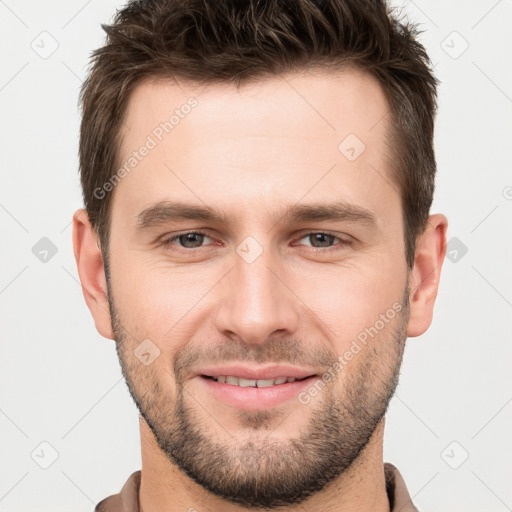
[73,68,447,512]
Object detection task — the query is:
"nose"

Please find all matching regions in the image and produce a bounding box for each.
[213,245,300,345]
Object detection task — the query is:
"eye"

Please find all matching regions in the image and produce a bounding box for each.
[294,232,351,250]
[159,230,351,253]
[161,231,213,250]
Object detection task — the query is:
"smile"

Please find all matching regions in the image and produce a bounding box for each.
[203,375,310,387]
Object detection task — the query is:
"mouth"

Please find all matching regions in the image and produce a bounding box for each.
[196,367,320,411]
[201,374,313,387]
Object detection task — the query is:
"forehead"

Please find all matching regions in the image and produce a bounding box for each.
[113,68,396,225]
[121,67,390,149]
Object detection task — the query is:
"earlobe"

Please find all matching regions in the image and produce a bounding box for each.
[72,209,114,340]
[407,213,448,337]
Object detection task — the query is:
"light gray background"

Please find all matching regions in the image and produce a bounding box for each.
[1,1,511,510]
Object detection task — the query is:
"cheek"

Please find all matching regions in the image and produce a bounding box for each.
[293,262,406,346]
[108,233,407,349]
[108,251,216,344]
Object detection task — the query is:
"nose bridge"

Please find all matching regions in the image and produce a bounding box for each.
[214,241,299,344]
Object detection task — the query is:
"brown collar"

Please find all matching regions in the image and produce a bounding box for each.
[95,462,418,511]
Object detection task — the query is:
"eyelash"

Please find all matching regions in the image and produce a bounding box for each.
[160,230,351,253]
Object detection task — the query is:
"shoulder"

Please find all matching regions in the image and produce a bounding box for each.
[384,462,419,512]
[95,471,141,512]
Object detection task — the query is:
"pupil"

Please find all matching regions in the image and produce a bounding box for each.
[312,233,333,247]
[180,233,203,248]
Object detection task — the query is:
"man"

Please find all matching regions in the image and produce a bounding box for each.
[72,0,447,510]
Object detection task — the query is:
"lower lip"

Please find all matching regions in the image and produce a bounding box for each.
[197,375,318,411]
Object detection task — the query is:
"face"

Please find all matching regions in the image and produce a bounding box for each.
[84,69,418,507]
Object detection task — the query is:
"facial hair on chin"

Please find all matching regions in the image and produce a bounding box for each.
[109,285,410,509]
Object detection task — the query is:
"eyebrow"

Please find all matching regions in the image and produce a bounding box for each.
[135,200,377,231]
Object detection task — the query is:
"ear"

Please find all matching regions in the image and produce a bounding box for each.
[407,213,448,337]
[72,209,114,340]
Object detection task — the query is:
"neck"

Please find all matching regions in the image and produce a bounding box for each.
[138,416,390,512]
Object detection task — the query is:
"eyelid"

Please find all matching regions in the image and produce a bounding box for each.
[291,231,353,249]
[160,229,352,252]
[160,230,213,249]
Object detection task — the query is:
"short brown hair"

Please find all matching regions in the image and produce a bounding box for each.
[79,0,439,268]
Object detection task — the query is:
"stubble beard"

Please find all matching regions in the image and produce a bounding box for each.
[108,282,409,509]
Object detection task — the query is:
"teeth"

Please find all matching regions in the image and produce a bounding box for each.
[238,378,257,387]
[212,376,302,387]
[255,379,275,388]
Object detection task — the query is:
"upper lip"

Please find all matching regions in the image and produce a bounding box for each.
[196,364,318,380]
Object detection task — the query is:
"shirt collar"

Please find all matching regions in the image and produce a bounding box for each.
[96,462,418,511]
